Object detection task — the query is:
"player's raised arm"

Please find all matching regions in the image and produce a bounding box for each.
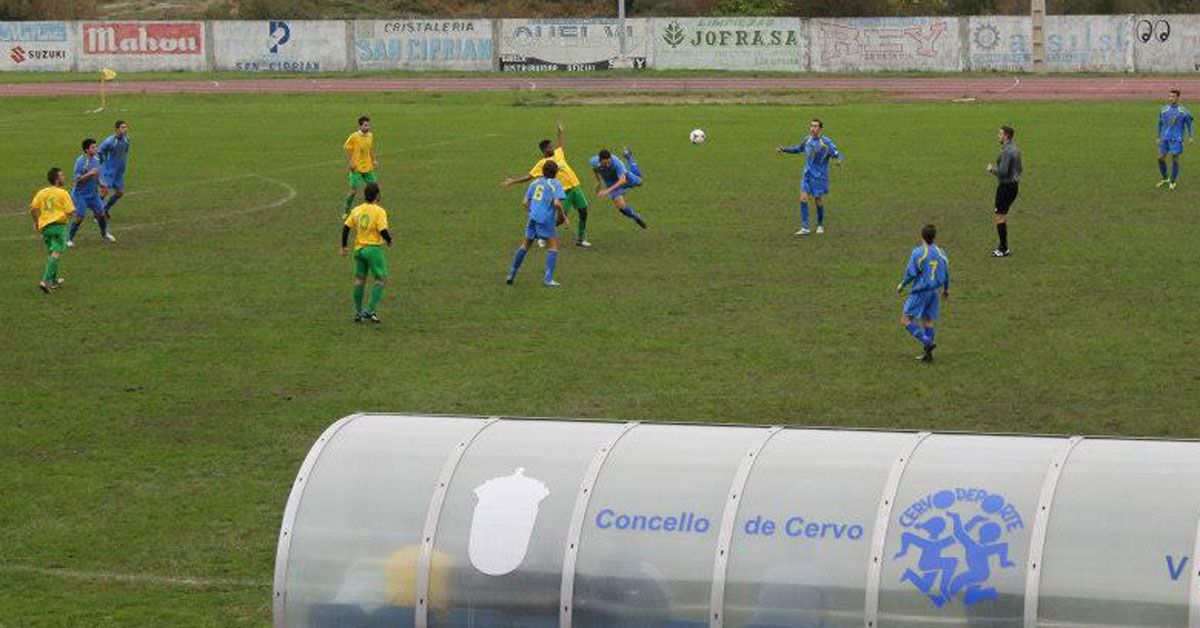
[777,143,805,154]
[556,121,565,151]
[501,173,534,188]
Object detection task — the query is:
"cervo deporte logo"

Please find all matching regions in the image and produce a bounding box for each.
[893,487,1024,608]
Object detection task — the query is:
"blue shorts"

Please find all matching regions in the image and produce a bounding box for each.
[903,291,940,320]
[525,219,556,240]
[801,176,829,198]
[101,171,125,190]
[72,194,105,217]
[1160,137,1184,156]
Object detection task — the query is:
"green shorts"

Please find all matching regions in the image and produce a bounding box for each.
[42,223,67,254]
[562,186,589,214]
[353,245,388,279]
[349,171,378,188]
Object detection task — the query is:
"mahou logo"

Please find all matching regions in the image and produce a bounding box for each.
[83,22,201,55]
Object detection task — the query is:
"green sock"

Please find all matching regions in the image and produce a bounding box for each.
[42,257,58,283]
[343,194,355,214]
[577,212,588,241]
[352,284,365,313]
[367,284,384,313]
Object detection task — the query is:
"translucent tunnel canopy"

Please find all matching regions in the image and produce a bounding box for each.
[274,414,1200,628]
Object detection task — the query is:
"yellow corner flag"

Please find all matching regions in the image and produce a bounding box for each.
[101,68,117,81]
[95,68,117,112]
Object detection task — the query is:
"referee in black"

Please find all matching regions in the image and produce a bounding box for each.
[986,125,1021,257]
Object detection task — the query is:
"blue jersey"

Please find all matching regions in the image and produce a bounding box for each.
[1159,104,1194,141]
[97,133,131,175]
[72,154,101,198]
[589,155,628,187]
[525,177,565,224]
[900,244,950,293]
[782,135,842,181]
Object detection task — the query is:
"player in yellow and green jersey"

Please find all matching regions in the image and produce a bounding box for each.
[342,115,378,216]
[29,167,75,293]
[340,182,392,323]
[502,121,591,247]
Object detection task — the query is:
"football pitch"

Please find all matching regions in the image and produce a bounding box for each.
[1,89,1198,626]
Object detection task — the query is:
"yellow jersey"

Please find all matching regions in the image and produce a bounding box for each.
[343,131,375,173]
[30,186,74,231]
[528,147,580,190]
[344,202,389,250]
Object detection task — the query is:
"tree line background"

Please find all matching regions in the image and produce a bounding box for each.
[4,0,1200,22]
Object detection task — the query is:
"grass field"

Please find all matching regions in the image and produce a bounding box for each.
[1,89,1198,627]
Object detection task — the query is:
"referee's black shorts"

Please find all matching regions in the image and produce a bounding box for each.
[994,182,1019,215]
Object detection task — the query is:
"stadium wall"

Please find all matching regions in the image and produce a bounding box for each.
[2,16,1200,73]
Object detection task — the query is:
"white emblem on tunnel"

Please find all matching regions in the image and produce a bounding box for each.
[469,467,549,576]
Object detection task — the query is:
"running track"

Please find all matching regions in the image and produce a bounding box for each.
[2,76,1197,100]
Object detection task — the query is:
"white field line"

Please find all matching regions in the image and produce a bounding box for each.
[0,564,269,589]
[0,173,296,242]
[0,133,503,220]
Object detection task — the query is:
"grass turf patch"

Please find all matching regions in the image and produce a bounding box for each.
[0,92,1197,625]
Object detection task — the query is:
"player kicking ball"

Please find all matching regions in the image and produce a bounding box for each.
[897,224,950,363]
[507,161,568,287]
[67,138,112,247]
[589,148,647,229]
[777,118,843,236]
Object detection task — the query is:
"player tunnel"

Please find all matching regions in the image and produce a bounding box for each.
[274,414,1200,628]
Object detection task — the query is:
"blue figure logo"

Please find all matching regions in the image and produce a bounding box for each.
[893,488,1022,608]
[269,21,291,54]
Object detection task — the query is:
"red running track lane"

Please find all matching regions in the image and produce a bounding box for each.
[2,76,1198,100]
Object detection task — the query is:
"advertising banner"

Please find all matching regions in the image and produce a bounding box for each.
[498,18,650,71]
[1132,14,1200,72]
[0,22,73,72]
[810,17,963,72]
[353,19,492,70]
[213,21,347,72]
[77,21,205,71]
[652,17,804,71]
[1043,15,1131,71]
[967,16,1031,71]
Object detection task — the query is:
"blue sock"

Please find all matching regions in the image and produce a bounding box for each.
[1172,161,1180,182]
[816,204,825,226]
[925,326,936,345]
[800,201,809,228]
[906,322,928,346]
[509,247,527,279]
[545,250,557,283]
[1160,160,1169,179]
[97,217,108,236]
[104,195,120,212]
[619,206,642,222]
[68,220,81,240]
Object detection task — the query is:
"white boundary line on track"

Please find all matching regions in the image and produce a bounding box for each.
[0,564,269,589]
[996,76,1021,94]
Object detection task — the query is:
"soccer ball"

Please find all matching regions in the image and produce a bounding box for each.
[689,128,707,144]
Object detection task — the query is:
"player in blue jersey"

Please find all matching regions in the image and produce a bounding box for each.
[507,161,569,287]
[1157,89,1193,189]
[897,224,951,363]
[777,118,843,236]
[97,120,131,214]
[67,138,115,247]
[589,147,648,229]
